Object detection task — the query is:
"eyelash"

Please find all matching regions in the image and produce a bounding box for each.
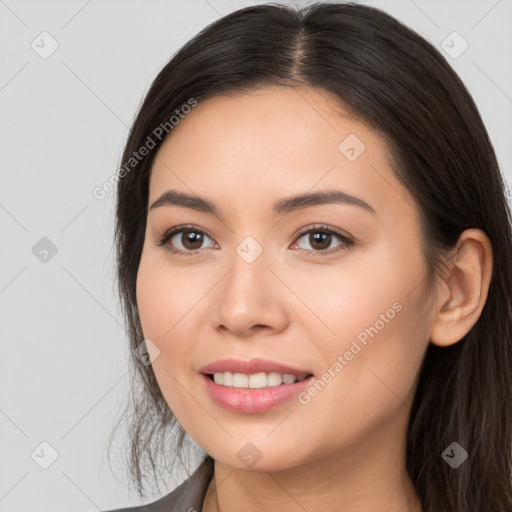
[154,224,354,257]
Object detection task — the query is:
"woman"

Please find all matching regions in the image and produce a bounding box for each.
[106,2,512,511]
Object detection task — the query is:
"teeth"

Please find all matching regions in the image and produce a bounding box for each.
[211,371,304,388]
[232,373,248,387]
[282,373,297,384]
[222,372,233,386]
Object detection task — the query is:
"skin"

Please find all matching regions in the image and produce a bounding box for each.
[136,86,493,512]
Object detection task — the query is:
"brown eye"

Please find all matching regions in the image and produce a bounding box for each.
[307,231,332,251]
[156,225,217,254]
[292,225,354,254]
[173,229,206,251]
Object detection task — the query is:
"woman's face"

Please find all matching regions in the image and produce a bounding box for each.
[136,86,434,472]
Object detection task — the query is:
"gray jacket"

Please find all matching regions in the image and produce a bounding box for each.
[105,456,214,512]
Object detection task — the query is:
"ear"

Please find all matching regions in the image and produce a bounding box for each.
[429,228,493,347]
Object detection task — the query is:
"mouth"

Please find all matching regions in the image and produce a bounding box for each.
[200,367,315,413]
[205,371,313,388]
[200,357,314,389]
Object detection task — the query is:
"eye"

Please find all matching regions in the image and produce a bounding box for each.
[291,224,354,254]
[155,223,354,256]
[155,225,217,255]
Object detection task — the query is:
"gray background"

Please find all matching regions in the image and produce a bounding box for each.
[0,0,511,511]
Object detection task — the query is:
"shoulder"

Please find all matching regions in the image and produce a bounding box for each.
[104,456,214,512]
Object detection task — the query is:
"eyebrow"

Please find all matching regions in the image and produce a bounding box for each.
[149,189,377,217]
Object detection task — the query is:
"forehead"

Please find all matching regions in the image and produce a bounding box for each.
[148,86,415,220]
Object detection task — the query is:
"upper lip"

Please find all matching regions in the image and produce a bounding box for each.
[200,358,313,379]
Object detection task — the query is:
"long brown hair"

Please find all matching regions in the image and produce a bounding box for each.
[108,3,512,510]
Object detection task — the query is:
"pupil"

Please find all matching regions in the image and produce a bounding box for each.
[311,232,330,250]
[183,230,203,249]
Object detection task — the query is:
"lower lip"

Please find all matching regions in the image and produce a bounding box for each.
[201,374,314,413]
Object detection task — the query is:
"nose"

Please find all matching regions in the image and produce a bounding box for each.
[212,247,289,338]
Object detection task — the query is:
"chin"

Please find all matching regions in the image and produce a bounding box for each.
[201,438,309,473]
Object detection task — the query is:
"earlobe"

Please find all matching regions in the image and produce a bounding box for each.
[429,228,493,347]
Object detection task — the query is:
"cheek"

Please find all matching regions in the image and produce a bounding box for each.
[136,253,204,418]
[292,235,429,395]
[136,260,167,342]
[284,240,418,351]
[291,279,429,457]
[136,252,207,342]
